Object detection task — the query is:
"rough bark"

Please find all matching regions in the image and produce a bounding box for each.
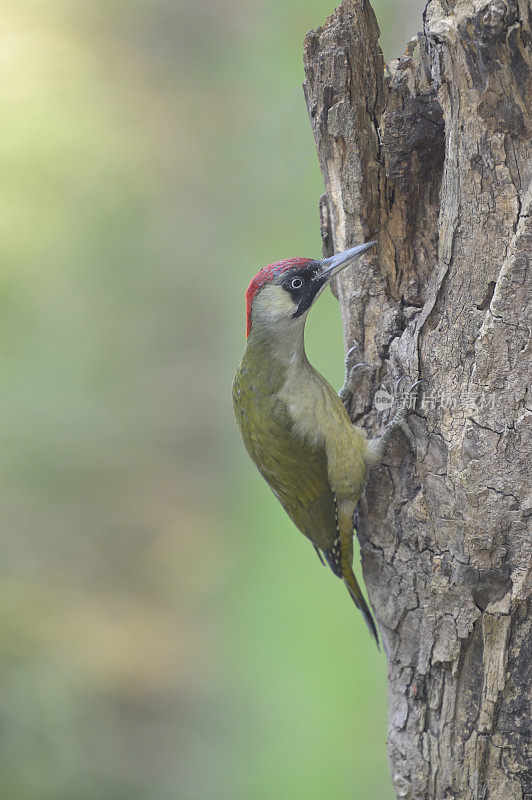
[303,2,531,798]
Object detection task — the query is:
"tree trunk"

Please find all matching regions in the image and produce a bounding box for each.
[303,2,531,798]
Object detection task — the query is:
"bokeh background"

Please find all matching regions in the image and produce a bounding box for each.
[1,2,422,798]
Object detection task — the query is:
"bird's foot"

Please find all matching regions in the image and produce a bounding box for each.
[378,379,422,454]
[339,345,373,412]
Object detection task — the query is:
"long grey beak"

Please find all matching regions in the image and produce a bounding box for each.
[317,240,377,281]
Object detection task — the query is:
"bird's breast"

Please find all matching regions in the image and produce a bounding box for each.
[277,365,369,498]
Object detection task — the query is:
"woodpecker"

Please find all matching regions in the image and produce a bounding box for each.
[232,242,414,645]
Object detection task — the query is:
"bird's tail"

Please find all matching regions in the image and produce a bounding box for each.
[343,568,379,648]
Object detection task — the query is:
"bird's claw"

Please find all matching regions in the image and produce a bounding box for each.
[379,378,422,454]
[394,379,422,416]
[339,345,373,412]
[344,344,361,369]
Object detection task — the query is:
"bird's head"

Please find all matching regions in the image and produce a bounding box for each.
[244,241,376,339]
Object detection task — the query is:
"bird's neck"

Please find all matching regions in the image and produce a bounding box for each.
[245,321,308,374]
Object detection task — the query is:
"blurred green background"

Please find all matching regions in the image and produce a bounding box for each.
[0,1,421,798]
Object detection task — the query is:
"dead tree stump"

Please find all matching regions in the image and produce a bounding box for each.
[303,1,531,797]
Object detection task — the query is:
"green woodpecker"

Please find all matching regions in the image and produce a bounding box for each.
[232,242,413,645]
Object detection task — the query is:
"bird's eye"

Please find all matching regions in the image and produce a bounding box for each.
[291,277,303,289]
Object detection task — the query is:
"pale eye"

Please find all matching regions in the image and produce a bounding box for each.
[291,277,303,289]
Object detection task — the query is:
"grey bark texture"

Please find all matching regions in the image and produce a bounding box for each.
[303,1,531,799]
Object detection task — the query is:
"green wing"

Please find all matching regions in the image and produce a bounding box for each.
[233,366,377,642]
[234,390,337,552]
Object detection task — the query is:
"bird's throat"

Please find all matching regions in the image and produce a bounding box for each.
[245,319,308,372]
